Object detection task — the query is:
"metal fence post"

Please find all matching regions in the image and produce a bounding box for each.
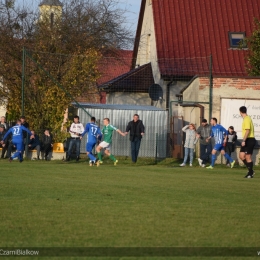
[155,133,158,164]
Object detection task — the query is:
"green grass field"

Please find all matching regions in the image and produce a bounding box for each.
[0,157,259,260]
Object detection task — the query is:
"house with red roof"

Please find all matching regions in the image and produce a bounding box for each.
[101,0,260,134]
[135,0,260,130]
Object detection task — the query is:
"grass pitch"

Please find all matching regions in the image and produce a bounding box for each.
[0,157,259,259]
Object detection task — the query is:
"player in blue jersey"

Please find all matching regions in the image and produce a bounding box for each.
[81,117,102,166]
[205,118,235,169]
[0,119,33,162]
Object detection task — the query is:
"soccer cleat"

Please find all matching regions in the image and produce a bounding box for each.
[230,161,235,168]
[244,174,253,178]
[198,158,203,166]
[201,164,205,168]
[89,161,93,166]
[206,165,214,169]
[96,160,100,167]
[9,157,13,163]
[180,163,185,167]
[114,160,118,166]
[190,163,192,167]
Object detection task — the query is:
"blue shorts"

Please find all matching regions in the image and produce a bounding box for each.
[213,144,225,151]
[86,142,96,153]
[13,142,24,152]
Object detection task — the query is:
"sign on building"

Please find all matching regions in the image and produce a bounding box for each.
[221,98,260,140]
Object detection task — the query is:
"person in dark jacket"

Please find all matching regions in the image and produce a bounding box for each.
[196,119,212,167]
[0,124,8,158]
[225,126,237,167]
[125,114,145,163]
[28,130,41,160]
[41,129,53,160]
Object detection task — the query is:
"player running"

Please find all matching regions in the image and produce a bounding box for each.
[81,117,102,166]
[206,118,235,169]
[95,118,125,166]
[0,119,33,162]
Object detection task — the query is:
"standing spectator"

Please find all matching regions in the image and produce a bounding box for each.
[28,130,41,160]
[0,116,9,130]
[239,106,256,178]
[225,126,237,167]
[66,115,84,161]
[180,123,198,167]
[0,124,8,158]
[206,118,235,169]
[197,119,212,167]
[125,114,145,163]
[96,118,125,166]
[41,129,53,160]
[20,115,30,147]
[0,119,33,162]
[81,117,102,166]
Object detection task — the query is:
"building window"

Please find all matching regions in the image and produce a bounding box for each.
[229,32,246,48]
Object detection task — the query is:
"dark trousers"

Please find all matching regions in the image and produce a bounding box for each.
[225,143,233,164]
[131,137,141,163]
[200,143,212,164]
[43,144,52,158]
[29,145,41,157]
[67,138,81,157]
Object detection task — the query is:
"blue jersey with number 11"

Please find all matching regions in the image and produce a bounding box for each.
[82,123,102,143]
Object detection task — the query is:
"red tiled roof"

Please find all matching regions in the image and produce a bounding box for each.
[97,50,133,85]
[136,0,260,77]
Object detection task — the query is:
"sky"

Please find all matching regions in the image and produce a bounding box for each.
[15,0,141,33]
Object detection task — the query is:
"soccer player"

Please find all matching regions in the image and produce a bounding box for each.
[205,118,235,169]
[81,117,102,166]
[239,106,256,178]
[96,118,125,166]
[0,119,33,162]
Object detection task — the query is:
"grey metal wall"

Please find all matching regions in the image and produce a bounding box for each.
[78,106,168,158]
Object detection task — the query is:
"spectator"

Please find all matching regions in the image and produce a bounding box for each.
[66,115,84,162]
[42,129,53,161]
[180,123,199,167]
[225,126,237,167]
[0,116,9,130]
[0,124,8,158]
[20,115,30,147]
[28,130,41,160]
[125,114,145,163]
[197,119,212,167]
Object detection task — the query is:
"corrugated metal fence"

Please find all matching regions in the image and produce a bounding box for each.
[77,104,168,159]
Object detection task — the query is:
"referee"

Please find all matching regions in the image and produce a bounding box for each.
[239,106,256,178]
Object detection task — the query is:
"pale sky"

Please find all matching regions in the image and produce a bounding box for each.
[15,0,141,33]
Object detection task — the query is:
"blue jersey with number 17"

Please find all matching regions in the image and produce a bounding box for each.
[81,123,102,143]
